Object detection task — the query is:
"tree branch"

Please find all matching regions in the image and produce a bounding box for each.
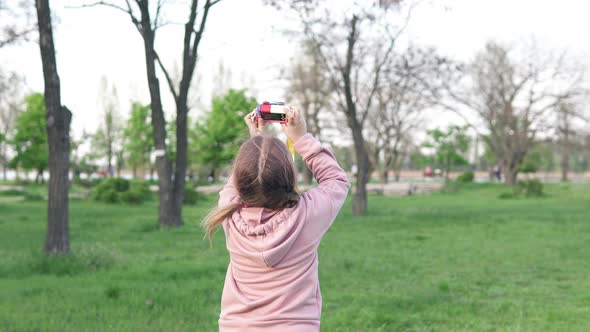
[154,52,178,102]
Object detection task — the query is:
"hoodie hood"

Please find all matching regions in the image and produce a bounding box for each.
[227,203,306,268]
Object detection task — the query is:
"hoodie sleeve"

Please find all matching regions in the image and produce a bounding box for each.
[294,133,350,238]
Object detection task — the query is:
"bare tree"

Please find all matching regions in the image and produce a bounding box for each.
[440,41,584,185]
[557,101,588,181]
[0,70,24,180]
[0,0,34,48]
[93,77,122,177]
[36,0,73,255]
[368,46,445,183]
[285,39,331,184]
[268,0,416,215]
[81,0,222,227]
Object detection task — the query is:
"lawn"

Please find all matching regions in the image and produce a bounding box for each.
[1,183,590,331]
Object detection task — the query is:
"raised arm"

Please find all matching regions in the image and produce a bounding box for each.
[295,133,349,220]
[282,107,350,237]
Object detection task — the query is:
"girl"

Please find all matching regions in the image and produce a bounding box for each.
[203,106,349,332]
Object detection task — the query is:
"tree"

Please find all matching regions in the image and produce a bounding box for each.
[368,46,446,183]
[86,0,223,227]
[192,89,257,181]
[71,132,99,183]
[440,41,584,185]
[93,77,123,177]
[10,93,48,183]
[123,102,153,179]
[423,125,470,181]
[556,102,587,181]
[0,69,24,180]
[285,39,331,185]
[36,0,73,255]
[268,0,416,215]
[0,0,34,48]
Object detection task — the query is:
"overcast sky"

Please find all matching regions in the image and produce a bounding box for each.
[1,0,589,139]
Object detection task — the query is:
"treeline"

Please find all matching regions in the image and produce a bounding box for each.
[1,89,258,185]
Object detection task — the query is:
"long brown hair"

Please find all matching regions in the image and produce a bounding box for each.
[202,135,299,241]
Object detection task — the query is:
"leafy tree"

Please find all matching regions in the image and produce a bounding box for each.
[10,93,48,183]
[423,125,470,181]
[89,0,224,227]
[123,102,153,179]
[192,89,257,181]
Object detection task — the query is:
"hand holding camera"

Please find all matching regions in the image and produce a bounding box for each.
[244,102,307,143]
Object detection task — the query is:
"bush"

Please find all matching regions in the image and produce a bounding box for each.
[183,186,202,205]
[93,178,151,204]
[120,181,151,205]
[456,170,474,183]
[517,179,544,197]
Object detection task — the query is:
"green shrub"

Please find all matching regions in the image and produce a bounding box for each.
[183,186,202,205]
[518,179,544,197]
[120,189,144,204]
[456,170,474,183]
[130,180,151,198]
[94,178,152,204]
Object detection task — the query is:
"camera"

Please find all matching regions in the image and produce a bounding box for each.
[255,101,288,124]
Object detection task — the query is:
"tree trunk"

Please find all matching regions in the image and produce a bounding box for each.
[107,146,113,177]
[394,168,401,182]
[36,169,43,184]
[380,169,388,184]
[351,123,369,215]
[170,100,189,226]
[561,130,570,182]
[504,165,518,186]
[561,155,569,182]
[132,166,137,179]
[136,2,179,227]
[36,0,71,256]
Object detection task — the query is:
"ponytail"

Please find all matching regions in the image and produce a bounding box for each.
[202,202,242,245]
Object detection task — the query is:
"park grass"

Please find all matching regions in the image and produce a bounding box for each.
[1,183,590,331]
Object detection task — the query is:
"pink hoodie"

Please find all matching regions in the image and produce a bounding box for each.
[217,133,349,332]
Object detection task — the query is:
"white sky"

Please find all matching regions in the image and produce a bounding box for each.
[1,0,590,139]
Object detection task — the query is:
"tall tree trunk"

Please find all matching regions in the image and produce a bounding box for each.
[171,100,189,226]
[135,1,178,227]
[132,166,137,179]
[36,0,71,256]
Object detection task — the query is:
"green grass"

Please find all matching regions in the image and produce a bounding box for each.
[1,184,590,331]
